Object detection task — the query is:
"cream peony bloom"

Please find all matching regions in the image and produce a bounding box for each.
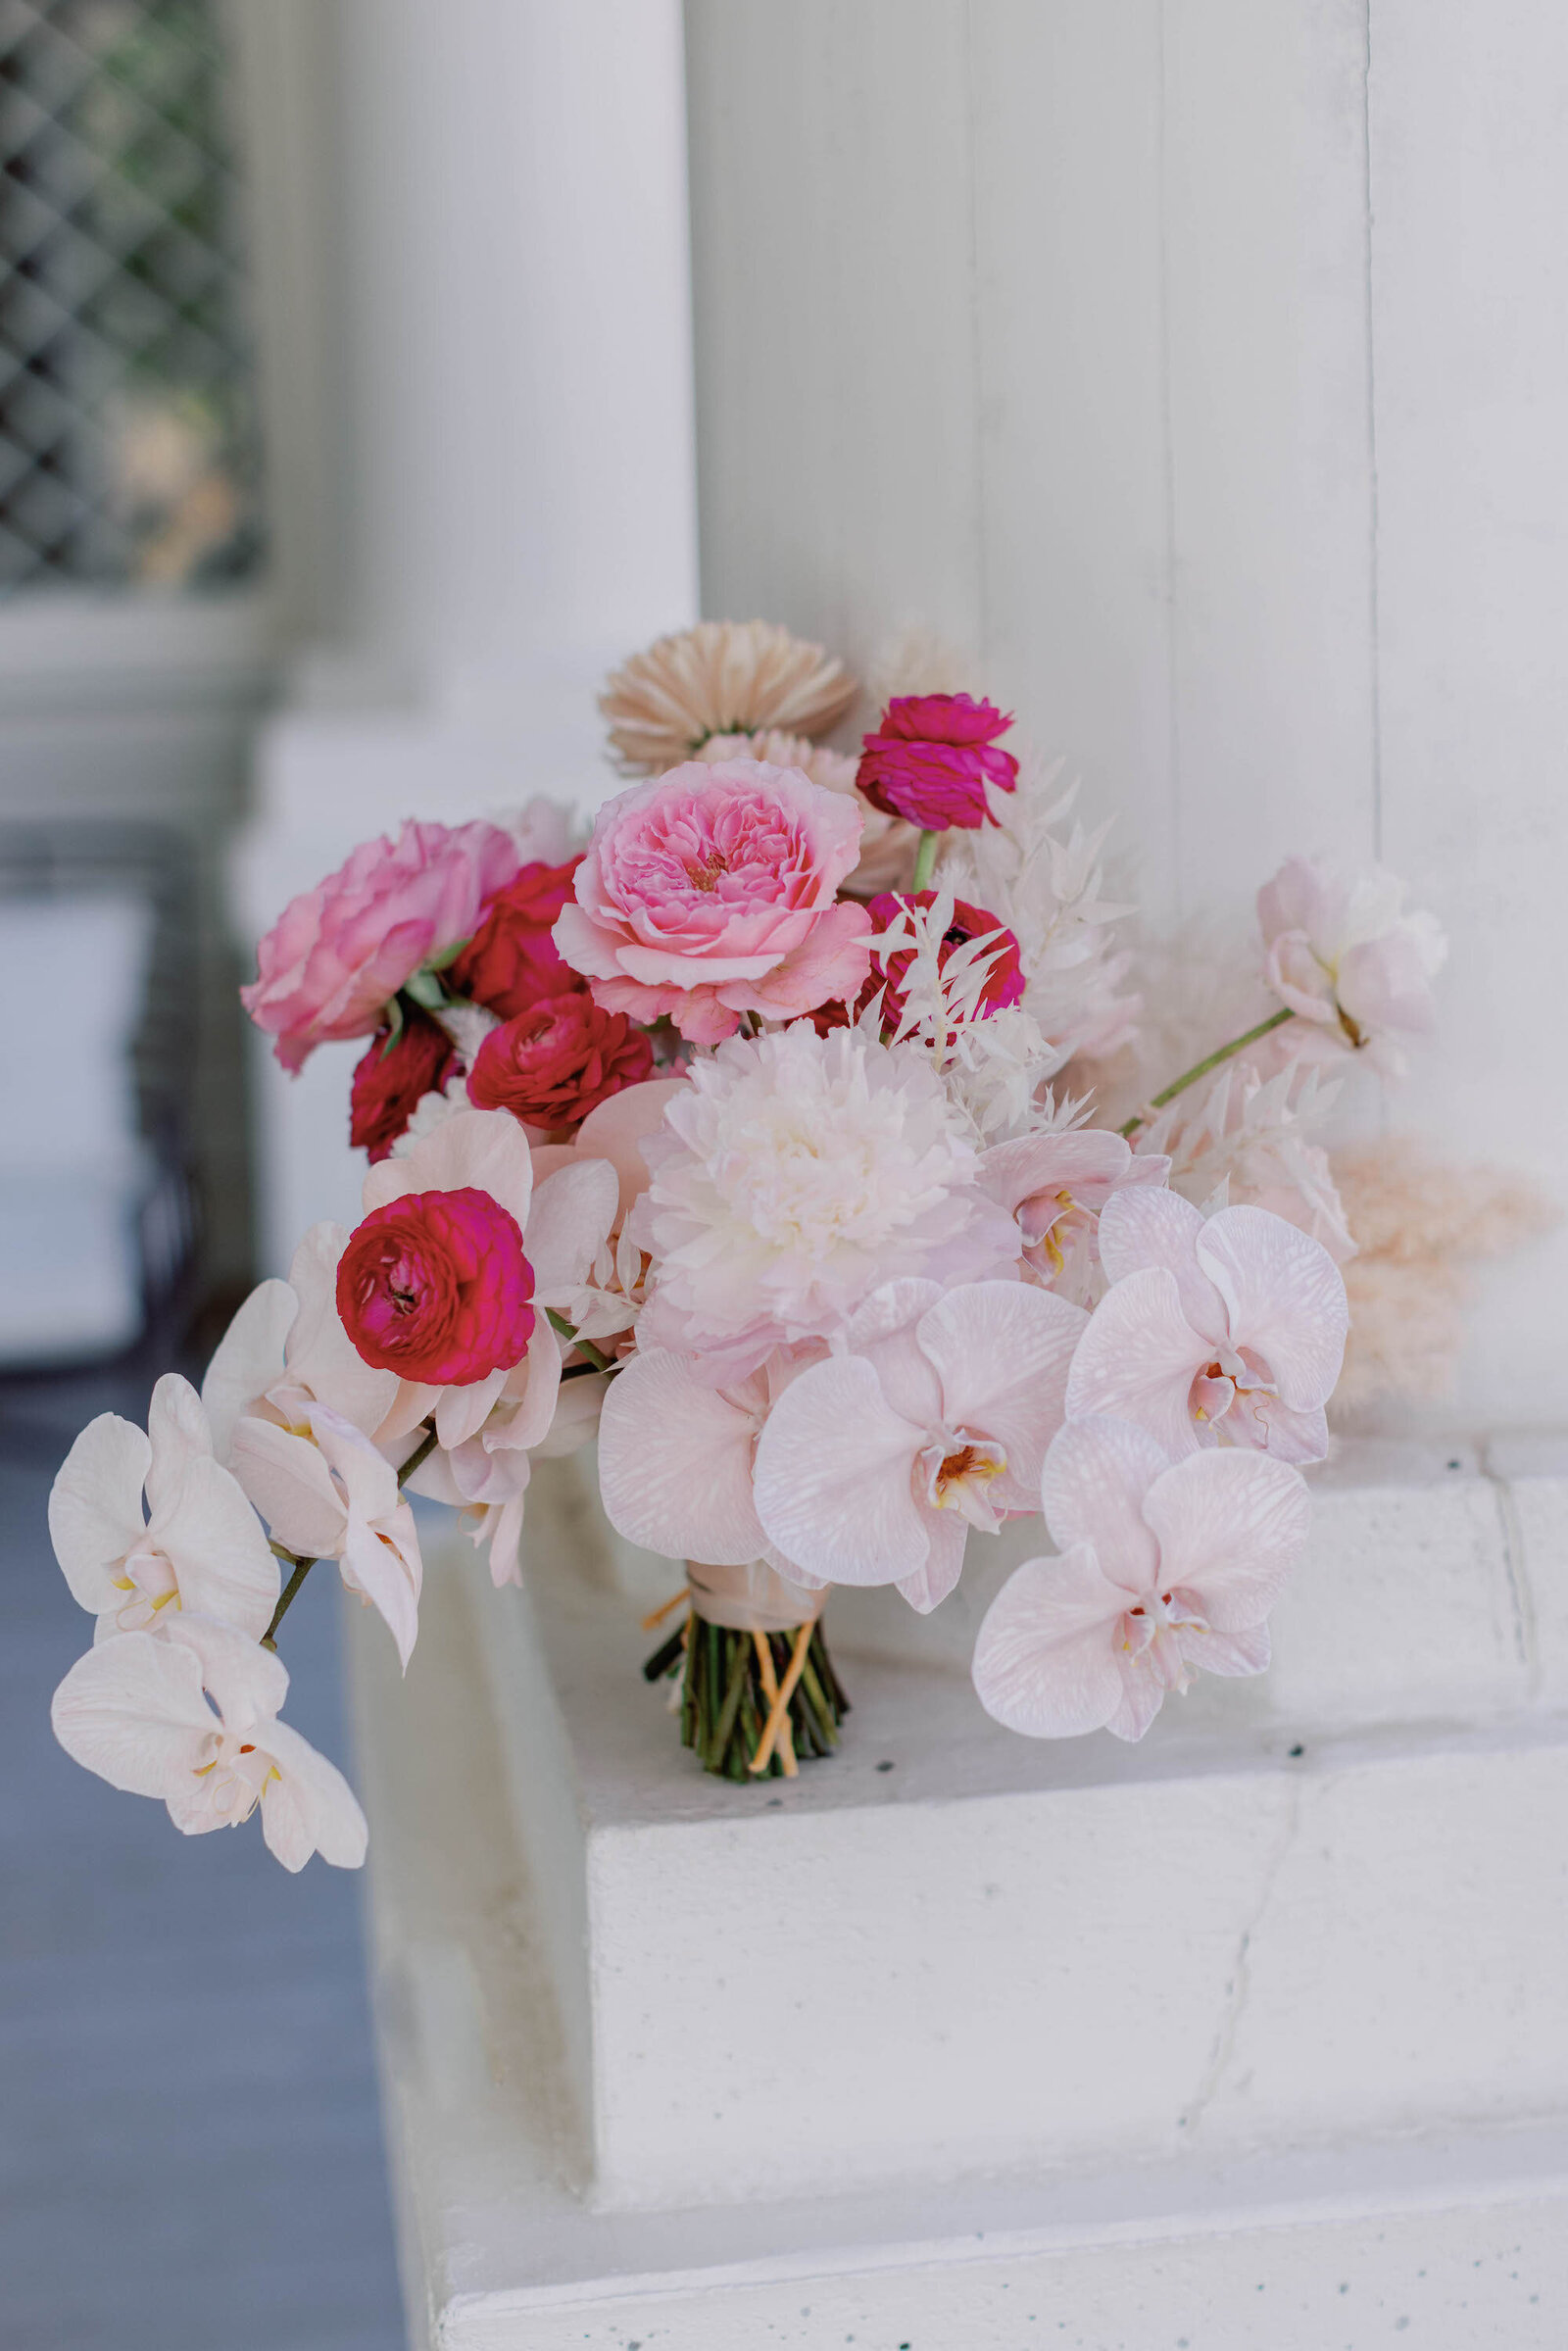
[600,619,857,772]
[49,1374,278,1642]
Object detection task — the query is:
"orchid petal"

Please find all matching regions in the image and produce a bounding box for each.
[1102,1649,1169,1741]
[143,1375,214,1523]
[285,1224,402,1437]
[895,1510,967,1613]
[1065,1267,1205,1459]
[167,1615,289,1730]
[918,1281,1086,1509]
[229,1418,346,1558]
[48,1414,151,1614]
[971,1543,1130,1737]
[363,1105,533,1233]
[434,1368,510,1451]
[51,1631,213,1795]
[156,1454,281,1638]
[257,1718,368,1871]
[753,1354,930,1584]
[201,1280,297,1458]
[1040,1415,1168,1594]
[574,1077,689,1223]
[598,1348,767,1565]
[1140,1447,1310,1632]
[525,1157,619,1305]
[1197,1204,1347,1410]
[1177,1621,1271,1678]
[1096,1187,1227,1339]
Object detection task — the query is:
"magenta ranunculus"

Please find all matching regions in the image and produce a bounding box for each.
[867,890,1025,1028]
[856,694,1019,830]
[242,820,521,1073]
[552,759,873,1046]
[335,1187,535,1383]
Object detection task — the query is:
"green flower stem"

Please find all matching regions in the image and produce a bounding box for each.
[1118,1006,1296,1139]
[260,1422,441,1651]
[911,828,941,892]
[546,1308,612,1373]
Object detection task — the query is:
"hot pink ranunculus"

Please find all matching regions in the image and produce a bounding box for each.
[552,759,872,1046]
[336,1187,535,1384]
[856,694,1019,831]
[243,820,521,1072]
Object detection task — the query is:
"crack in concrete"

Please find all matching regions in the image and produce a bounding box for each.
[1180,1778,1303,2137]
[1480,1442,1541,1700]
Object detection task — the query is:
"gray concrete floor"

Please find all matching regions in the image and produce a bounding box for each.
[0,1365,405,2351]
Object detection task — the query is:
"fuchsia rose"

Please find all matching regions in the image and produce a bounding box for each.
[336,1188,535,1384]
[856,695,1019,830]
[467,992,655,1130]
[349,1011,457,1162]
[243,820,520,1072]
[552,759,872,1046]
[446,857,584,1019]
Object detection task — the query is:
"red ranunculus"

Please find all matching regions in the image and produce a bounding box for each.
[446,857,583,1018]
[349,1011,456,1162]
[866,890,1025,1031]
[856,694,1019,830]
[336,1188,535,1382]
[466,992,655,1131]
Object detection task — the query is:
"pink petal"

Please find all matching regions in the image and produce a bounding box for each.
[895,1510,967,1613]
[1102,1649,1169,1741]
[1097,1188,1227,1340]
[1197,1203,1347,1410]
[978,1130,1133,1217]
[1065,1267,1205,1459]
[48,1413,151,1614]
[598,1348,767,1565]
[971,1543,1130,1737]
[1139,1446,1311,1631]
[752,1354,929,1585]
[917,1280,1087,1509]
[1040,1415,1168,1594]
[574,1077,689,1222]
[524,1158,619,1305]
[258,1718,368,1870]
[51,1631,214,1796]
[201,1280,297,1458]
[1177,1621,1271,1679]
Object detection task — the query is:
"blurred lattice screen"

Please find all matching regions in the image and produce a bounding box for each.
[0,0,263,591]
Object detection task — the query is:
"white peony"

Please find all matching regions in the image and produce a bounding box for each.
[631,1022,1020,1371]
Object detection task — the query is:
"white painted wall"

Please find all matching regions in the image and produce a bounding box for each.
[684,0,1568,1427]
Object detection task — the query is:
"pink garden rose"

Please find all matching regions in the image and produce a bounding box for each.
[552,759,872,1046]
[856,695,1019,831]
[243,819,520,1072]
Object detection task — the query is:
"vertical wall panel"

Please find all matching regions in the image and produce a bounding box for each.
[685,0,983,679]
[1369,0,1568,1418]
[968,2,1177,914]
[1161,0,1378,917]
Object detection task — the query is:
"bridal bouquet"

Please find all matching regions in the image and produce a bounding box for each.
[46,619,1453,1862]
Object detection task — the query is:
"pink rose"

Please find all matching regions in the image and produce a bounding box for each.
[336,1188,535,1384]
[856,694,1019,830]
[242,819,520,1072]
[552,759,872,1046]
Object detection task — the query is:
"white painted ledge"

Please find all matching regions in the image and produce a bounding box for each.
[351,1440,1568,2346]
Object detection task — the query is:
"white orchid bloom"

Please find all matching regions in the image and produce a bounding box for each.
[229,1403,424,1668]
[49,1374,278,1642]
[51,1614,367,1871]
[201,1224,400,1458]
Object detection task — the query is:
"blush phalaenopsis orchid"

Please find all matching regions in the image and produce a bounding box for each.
[50,1374,279,1642]
[1066,1189,1348,1465]
[51,1614,367,1870]
[972,1416,1311,1740]
[753,1278,1087,1611]
[979,1126,1170,1303]
[1256,855,1446,1074]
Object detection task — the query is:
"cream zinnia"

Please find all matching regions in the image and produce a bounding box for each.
[631,1022,1021,1372]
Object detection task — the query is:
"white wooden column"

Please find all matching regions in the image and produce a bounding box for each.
[238,0,699,1267]
[685,0,1567,1427]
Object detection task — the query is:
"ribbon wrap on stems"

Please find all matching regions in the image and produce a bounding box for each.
[684,1556,827,1635]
